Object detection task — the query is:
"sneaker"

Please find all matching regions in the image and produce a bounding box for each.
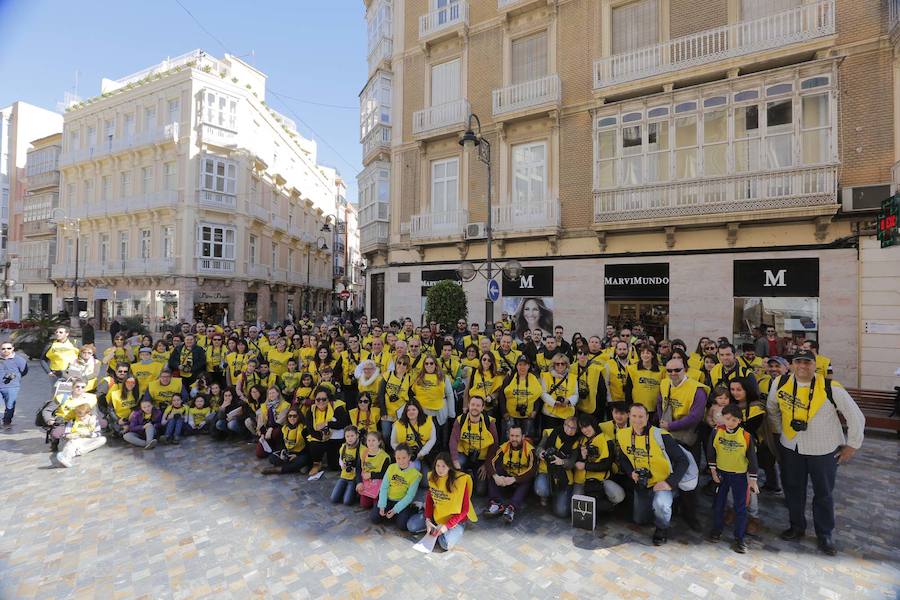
[308,463,322,477]
[652,527,668,546]
[503,505,516,524]
[56,452,73,468]
[732,540,748,554]
[145,439,157,450]
[171,437,180,445]
[706,530,722,543]
[485,501,504,518]
[307,470,325,482]
[817,536,837,556]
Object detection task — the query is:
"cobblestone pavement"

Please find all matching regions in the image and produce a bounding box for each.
[1,353,898,599]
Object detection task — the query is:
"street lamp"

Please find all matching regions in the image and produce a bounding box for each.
[49,208,81,333]
[459,113,513,334]
[305,235,328,317]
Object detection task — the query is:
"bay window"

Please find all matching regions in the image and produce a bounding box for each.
[201,156,236,195]
[197,224,235,261]
[594,71,835,190]
[202,90,238,130]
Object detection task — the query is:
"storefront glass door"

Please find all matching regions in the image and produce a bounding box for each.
[606,301,669,341]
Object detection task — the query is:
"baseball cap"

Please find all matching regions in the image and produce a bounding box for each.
[139,347,152,354]
[792,349,816,362]
[766,356,789,368]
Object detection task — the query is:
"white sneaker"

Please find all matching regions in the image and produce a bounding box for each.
[307,470,325,482]
[145,439,157,450]
[56,452,73,468]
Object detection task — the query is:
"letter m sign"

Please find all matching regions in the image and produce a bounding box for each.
[519,275,534,289]
[763,269,787,287]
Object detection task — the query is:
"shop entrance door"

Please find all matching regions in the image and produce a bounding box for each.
[194,302,229,325]
[606,301,669,341]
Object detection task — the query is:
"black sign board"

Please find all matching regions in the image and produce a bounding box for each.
[501,266,554,297]
[733,258,819,297]
[604,263,669,299]
[571,494,596,531]
[421,269,462,297]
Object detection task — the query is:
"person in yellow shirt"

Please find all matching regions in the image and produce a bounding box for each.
[625,345,666,414]
[571,414,626,515]
[349,392,381,435]
[106,376,142,437]
[540,354,578,431]
[151,340,172,369]
[225,339,251,388]
[405,451,477,551]
[205,333,228,385]
[330,426,362,506]
[42,326,79,378]
[371,443,421,531]
[573,348,609,420]
[260,408,309,475]
[493,333,522,376]
[266,337,293,378]
[499,355,541,439]
[410,356,454,449]
[465,352,503,417]
[802,340,831,378]
[131,348,162,395]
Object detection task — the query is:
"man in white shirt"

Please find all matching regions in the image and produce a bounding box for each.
[766,349,864,556]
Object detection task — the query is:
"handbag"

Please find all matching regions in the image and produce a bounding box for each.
[359,478,382,499]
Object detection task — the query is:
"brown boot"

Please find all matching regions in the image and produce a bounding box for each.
[747,517,761,535]
[260,466,282,475]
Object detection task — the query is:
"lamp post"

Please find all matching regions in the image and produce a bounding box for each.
[49,208,81,333]
[458,113,505,334]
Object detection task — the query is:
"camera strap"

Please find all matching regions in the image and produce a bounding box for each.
[546,374,567,398]
[629,429,651,469]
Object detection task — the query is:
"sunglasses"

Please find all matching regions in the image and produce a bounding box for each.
[1,346,12,350]
[666,368,683,373]
[358,398,370,403]
[553,362,566,366]
[315,397,328,403]
[287,414,300,419]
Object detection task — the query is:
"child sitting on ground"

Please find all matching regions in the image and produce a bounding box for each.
[706,403,759,554]
[356,431,391,509]
[162,395,188,444]
[53,402,107,468]
[186,395,212,435]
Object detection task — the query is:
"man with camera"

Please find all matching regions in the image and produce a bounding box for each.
[534,416,581,518]
[766,349,864,556]
[616,404,689,546]
[449,395,499,496]
[571,414,625,516]
[486,424,537,524]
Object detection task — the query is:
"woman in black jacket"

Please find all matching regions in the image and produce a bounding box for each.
[305,386,350,478]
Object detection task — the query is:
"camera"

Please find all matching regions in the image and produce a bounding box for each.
[635,468,652,487]
[543,447,558,462]
[2,373,14,384]
[555,396,566,405]
[389,394,399,404]
[466,450,481,464]
[578,383,589,400]
[344,466,354,474]
[584,444,599,461]
[790,419,808,432]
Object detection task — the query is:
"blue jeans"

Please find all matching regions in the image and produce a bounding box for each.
[633,486,676,529]
[406,513,466,550]
[534,473,573,518]
[714,471,748,541]
[380,419,394,446]
[1,387,19,424]
[164,415,184,439]
[330,478,358,506]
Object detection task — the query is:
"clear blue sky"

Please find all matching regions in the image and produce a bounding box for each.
[0,0,366,201]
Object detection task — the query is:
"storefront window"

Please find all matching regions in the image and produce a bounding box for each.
[733,297,818,349]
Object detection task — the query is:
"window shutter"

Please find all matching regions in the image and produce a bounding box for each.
[612,0,659,54]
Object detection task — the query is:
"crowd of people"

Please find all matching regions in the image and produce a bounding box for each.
[9,312,865,555]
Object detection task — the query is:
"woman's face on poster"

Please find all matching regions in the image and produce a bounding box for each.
[523,299,541,326]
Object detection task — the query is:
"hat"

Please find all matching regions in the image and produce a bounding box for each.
[767,356,789,368]
[138,347,152,354]
[515,354,531,365]
[792,349,816,362]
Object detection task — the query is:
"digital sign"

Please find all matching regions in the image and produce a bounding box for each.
[877,194,899,248]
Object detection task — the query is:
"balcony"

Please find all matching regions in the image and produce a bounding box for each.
[593,0,835,91]
[593,165,837,226]
[60,123,180,167]
[493,199,560,233]
[72,190,179,219]
[287,271,304,286]
[410,209,468,241]
[199,122,238,148]
[272,269,288,283]
[272,215,289,232]
[362,124,391,162]
[249,203,269,222]
[27,170,60,190]
[19,267,51,283]
[360,221,390,253]
[196,258,235,274]
[498,0,551,13]
[492,74,561,118]
[198,190,237,211]
[368,35,393,74]
[51,259,176,279]
[288,225,303,239]
[247,264,269,279]
[419,1,468,43]
[23,219,56,237]
[412,99,470,138]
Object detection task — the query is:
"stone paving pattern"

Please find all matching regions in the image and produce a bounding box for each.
[1,354,898,599]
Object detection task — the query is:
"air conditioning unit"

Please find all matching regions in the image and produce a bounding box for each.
[841,184,892,213]
[466,222,487,240]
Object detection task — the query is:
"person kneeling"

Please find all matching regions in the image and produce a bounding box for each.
[407,452,477,551]
[52,402,106,468]
[616,404,689,546]
[371,444,421,531]
[485,424,537,525]
[571,414,625,517]
[534,416,580,519]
